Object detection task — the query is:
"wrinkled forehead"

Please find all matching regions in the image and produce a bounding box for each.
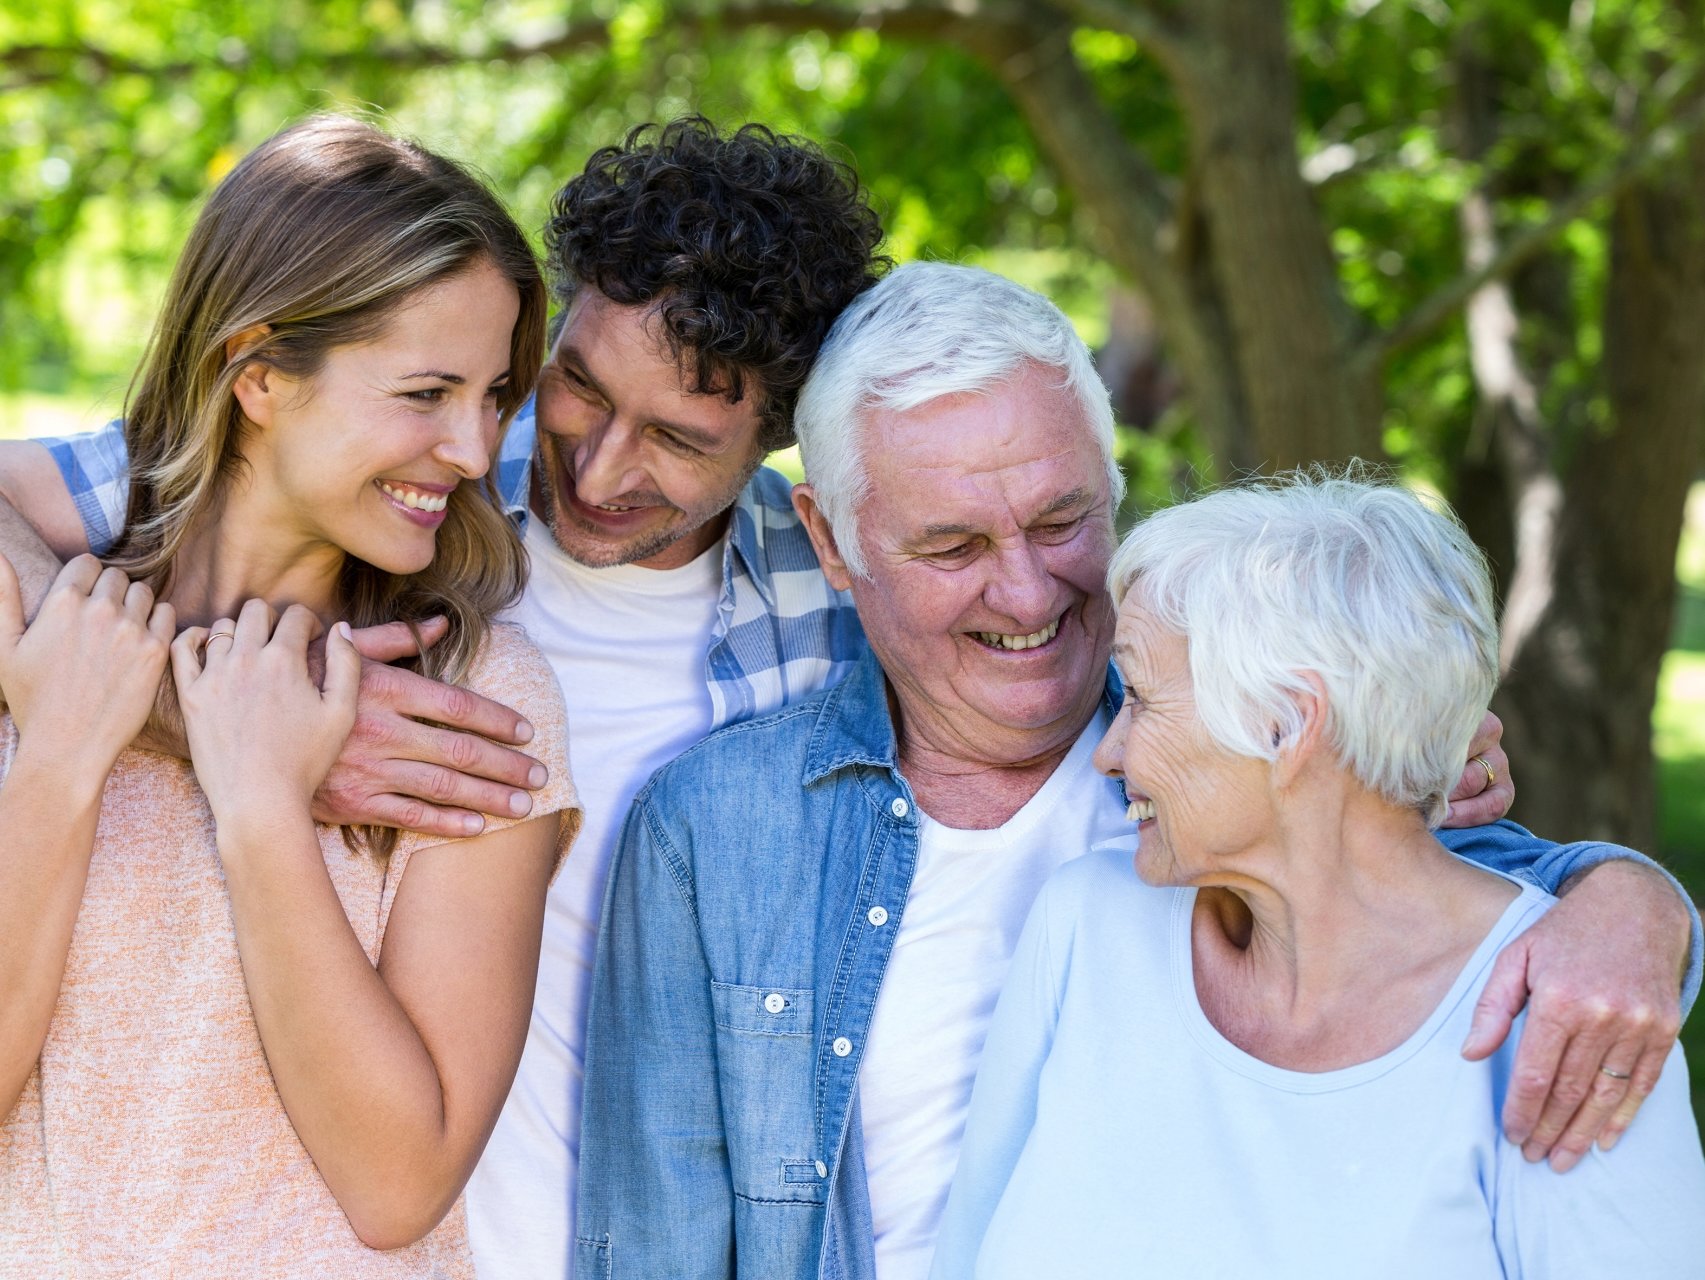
[854,381,1111,526]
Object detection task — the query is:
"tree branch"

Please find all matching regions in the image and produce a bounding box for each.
[1367,75,1705,369]
[0,2,983,91]
[1052,0,1190,59]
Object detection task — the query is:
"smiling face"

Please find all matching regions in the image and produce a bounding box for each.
[808,362,1118,765]
[1092,592,1275,886]
[237,259,519,588]
[530,287,766,570]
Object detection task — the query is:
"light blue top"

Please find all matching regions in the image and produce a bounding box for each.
[932,847,1705,1280]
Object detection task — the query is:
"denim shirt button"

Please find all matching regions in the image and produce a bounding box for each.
[832,1036,853,1057]
[867,906,889,927]
[890,797,910,819]
[815,1160,829,1178]
[763,992,787,1014]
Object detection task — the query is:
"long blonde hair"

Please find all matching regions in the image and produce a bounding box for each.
[109,115,547,856]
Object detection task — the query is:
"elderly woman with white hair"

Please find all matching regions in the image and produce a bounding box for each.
[930,471,1705,1279]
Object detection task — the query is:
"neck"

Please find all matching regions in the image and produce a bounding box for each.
[166,482,345,626]
[1191,782,1518,1063]
[894,686,1101,830]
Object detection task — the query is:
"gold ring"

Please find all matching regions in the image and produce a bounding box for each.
[1599,1065,1632,1081]
[204,629,237,650]
[1473,754,1496,789]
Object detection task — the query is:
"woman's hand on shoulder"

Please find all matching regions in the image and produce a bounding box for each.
[172,600,360,827]
[0,553,174,788]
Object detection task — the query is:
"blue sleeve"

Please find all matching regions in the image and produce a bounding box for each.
[1494,1041,1705,1277]
[35,421,130,556]
[1438,820,1703,1017]
[575,797,735,1279]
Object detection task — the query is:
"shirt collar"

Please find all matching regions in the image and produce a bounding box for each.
[723,467,798,613]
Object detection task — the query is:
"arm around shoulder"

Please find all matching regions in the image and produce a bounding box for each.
[0,439,92,561]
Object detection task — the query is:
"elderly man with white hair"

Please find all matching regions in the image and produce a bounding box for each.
[573,262,1701,1280]
[931,471,1705,1279]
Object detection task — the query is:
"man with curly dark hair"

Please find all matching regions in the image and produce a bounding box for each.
[525,117,887,569]
[471,117,887,1280]
[0,115,889,1280]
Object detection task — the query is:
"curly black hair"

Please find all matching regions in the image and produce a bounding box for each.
[544,117,889,452]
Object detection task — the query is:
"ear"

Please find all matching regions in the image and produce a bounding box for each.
[792,482,854,593]
[225,324,277,428]
[1271,671,1329,789]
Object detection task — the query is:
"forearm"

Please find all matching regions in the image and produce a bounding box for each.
[0,755,103,1117]
[1560,859,1697,1006]
[1440,821,1701,1015]
[133,668,189,759]
[0,498,63,688]
[217,805,477,1248]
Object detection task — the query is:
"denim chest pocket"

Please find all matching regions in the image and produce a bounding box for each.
[711,981,826,1205]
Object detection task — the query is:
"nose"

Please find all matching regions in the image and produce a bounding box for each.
[983,539,1057,628]
[1092,705,1128,778]
[434,397,494,481]
[570,417,648,507]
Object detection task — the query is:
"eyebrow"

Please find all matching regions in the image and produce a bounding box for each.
[399,370,512,385]
[556,347,734,452]
[914,488,1097,541]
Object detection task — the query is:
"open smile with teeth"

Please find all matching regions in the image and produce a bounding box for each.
[379,482,450,513]
[972,617,1061,651]
[1126,797,1156,822]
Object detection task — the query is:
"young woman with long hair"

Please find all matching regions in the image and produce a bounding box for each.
[0,116,580,1276]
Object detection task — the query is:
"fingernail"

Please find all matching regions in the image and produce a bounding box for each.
[528,764,548,788]
[335,621,352,640]
[1549,1150,1578,1174]
[1521,1142,1545,1163]
[508,791,532,817]
[1598,1130,1621,1152]
[462,814,484,836]
[515,719,535,744]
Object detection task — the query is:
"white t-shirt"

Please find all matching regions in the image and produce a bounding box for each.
[466,516,726,1280]
[859,713,1127,1280]
[931,849,1705,1280]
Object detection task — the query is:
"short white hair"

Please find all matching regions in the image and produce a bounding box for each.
[1108,468,1499,827]
[794,261,1125,578]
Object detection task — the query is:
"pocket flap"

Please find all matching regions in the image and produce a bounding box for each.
[711,981,813,1036]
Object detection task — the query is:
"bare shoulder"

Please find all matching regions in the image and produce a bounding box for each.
[0,440,89,558]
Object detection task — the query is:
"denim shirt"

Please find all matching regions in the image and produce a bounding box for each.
[575,648,1703,1280]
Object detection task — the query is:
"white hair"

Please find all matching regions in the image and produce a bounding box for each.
[794,260,1125,578]
[1107,468,1499,827]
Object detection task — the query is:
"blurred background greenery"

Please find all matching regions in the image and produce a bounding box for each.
[3,0,1703,1115]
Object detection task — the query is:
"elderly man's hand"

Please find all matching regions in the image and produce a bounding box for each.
[1461,860,1689,1172]
[308,617,547,839]
[1439,711,1514,828]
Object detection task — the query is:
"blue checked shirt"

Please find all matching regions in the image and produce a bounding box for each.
[40,400,867,730]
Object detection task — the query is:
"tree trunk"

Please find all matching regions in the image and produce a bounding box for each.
[1495,132,1705,844]
[1168,0,1383,468]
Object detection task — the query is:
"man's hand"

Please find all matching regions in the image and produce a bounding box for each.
[309,617,547,839]
[1439,710,1514,828]
[1461,859,1689,1172]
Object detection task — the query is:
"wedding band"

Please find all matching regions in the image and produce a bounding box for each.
[1599,1065,1632,1081]
[1473,754,1496,788]
[204,629,236,650]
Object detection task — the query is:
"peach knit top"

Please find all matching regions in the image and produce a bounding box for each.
[0,623,580,1278]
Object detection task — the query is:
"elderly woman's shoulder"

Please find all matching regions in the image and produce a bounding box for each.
[1034,845,1177,938]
